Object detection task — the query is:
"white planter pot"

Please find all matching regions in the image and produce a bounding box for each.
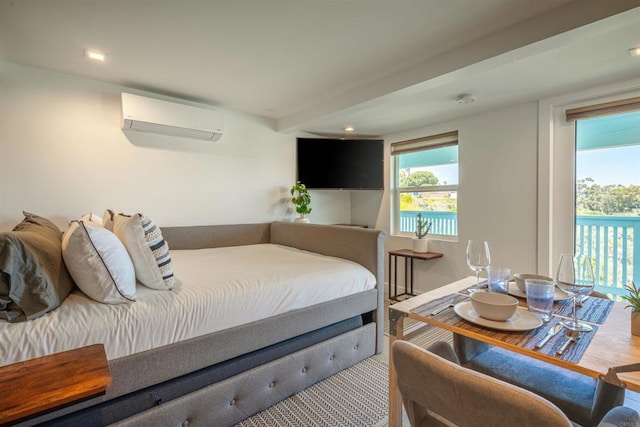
[294,216,310,223]
[412,237,429,253]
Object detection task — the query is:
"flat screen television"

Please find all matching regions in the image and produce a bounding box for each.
[296,137,384,190]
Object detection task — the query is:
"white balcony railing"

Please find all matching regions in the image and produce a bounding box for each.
[400,211,638,299]
[576,215,639,299]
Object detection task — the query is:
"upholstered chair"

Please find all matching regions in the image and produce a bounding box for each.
[391,340,640,427]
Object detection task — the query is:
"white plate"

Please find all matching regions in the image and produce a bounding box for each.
[453,301,543,331]
[507,282,571,301]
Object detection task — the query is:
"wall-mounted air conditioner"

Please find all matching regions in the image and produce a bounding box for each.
[121,92,223,141]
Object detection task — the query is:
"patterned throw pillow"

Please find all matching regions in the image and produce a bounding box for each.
[111,212,174,291]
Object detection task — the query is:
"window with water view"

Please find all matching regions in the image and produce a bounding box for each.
[575,110,640,298]
[392,131,459,237]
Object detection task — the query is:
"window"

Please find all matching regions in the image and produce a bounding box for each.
[574,110,640,297]
[538,86,639,280]
[391,131,459,237]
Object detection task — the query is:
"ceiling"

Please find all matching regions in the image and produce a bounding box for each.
[1,0,639,137]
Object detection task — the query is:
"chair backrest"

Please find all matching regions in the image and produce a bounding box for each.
[391,340,573,427]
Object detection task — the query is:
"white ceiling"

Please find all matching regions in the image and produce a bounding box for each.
[1,0,639,137]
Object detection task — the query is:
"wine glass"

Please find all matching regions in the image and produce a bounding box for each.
[466,240,490,293]
[555,253,595,332]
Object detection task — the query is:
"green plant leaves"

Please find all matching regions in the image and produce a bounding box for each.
[622,281,640,313]
[291,181,312,215]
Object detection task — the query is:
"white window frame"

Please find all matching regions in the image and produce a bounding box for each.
[390,131,459,238]
[537,79,640,277]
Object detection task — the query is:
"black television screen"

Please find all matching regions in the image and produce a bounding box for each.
[296,137,384,190]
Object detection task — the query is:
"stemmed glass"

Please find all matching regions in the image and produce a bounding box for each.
[556,253,595,332]
[466,240,490,293]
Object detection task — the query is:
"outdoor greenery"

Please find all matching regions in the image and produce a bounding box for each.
[399,170,457,212]
[400,170,440,187]
[577,178,640,215]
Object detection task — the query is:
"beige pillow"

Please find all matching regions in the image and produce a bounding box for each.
[62,220,136,304]
[112,212,174,291]
[102,209,116,231]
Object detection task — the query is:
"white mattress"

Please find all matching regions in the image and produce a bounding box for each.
[0,244,376,366]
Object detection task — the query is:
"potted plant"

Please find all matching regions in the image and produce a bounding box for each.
[412,212,432,253]
[290,181,312,223]
[621,281,640,336]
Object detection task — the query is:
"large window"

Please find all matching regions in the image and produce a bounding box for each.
[391,131,459,237]
[574,109,640,297]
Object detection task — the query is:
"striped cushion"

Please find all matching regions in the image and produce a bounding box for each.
[112,212,174,291]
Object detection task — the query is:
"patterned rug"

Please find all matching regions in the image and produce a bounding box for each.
[235,356,389,427]
[236,300,453,427]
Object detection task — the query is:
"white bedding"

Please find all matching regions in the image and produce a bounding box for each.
[0,244,376,366]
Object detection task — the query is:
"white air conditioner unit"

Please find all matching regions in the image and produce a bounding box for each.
[121,92,223,141]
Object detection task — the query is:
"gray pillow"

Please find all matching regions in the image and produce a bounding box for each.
[0,212,75,322]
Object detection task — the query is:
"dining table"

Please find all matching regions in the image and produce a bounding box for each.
[388,276,640,427]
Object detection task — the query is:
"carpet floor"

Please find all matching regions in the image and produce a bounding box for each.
[236,300,453,427]
[236,356,389,427]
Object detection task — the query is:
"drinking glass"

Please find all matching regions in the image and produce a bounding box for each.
[556,253,595,332]
[487,266,510,294]
[466,240,490,293]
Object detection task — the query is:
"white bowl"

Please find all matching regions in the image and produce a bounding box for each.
[513,273,554,293]
[471,292,519,321]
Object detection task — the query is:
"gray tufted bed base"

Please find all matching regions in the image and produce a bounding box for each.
[17,222,386,426]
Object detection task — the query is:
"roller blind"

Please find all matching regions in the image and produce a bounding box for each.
[390,131,458,155]
[566,97,640,122]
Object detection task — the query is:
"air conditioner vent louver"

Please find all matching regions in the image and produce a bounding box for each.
[121,93,223,142]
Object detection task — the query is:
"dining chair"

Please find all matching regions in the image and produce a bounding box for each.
[391,340,640,427]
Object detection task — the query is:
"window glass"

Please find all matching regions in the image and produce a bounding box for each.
[575,110,640,297]
[394,141,458,237]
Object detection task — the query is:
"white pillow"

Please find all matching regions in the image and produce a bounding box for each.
[62,220,136,304]
[112,212,174,291]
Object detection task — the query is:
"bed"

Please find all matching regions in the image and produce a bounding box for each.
[3,220,386,426]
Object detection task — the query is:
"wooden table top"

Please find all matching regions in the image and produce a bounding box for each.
[0,344,111,424]
[389,277,640,393]
[388,248,444,260]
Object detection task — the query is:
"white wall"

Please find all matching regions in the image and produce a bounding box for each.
[379,102,540,293]
[0,62,354,230]
[5,61,611,295]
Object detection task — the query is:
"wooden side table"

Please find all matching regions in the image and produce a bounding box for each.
[0,344,111,425]
[388,249,443,302]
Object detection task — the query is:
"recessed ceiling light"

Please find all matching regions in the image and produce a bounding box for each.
[344,126,355,132]
[628,47,640,57]
[85,49,106,62]
[456,94,475,104]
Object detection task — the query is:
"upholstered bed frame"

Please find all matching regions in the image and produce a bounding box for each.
[18,221,386,426]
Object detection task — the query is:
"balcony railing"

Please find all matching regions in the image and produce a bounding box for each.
[399,211,638,298]
[576,215,639,298]
[399,210,457,236]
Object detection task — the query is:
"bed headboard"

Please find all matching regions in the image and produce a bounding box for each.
[269,222,385,279]
[160,223,271,250]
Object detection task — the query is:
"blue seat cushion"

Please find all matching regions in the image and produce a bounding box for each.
[462,346,621,427]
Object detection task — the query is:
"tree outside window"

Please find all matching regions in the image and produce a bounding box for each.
[391,131,459,237]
